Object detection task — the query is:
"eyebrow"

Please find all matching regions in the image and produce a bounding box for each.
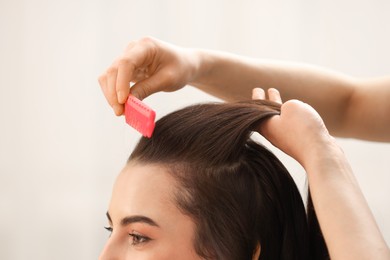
[106,212,160,227]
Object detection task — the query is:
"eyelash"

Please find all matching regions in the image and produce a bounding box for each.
[104,227,151,245]
[129,232,151,246]
[104,226,113,237]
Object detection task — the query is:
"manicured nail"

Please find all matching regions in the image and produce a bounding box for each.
[113,104,122,116]
[117,91,127,104]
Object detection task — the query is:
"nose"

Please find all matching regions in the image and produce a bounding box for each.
[99,236,122,260]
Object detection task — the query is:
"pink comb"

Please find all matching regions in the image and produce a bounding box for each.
[124,95,156,138]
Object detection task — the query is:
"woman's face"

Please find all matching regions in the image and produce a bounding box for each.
[99,162,201,260]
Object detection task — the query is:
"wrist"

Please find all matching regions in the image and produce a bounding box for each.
[302,137,348,174]
[187,49,214,86]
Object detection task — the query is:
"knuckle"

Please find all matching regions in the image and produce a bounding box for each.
[98,74,106,85]
[117,57,134,69]
[126,37,156,52]
[283,99,301,110]
[163,70,176,84]
[126,40,136,50]
[139,36,158,51]
[106,66,117,75]
[139,36,154,44]
[117,57,128,66]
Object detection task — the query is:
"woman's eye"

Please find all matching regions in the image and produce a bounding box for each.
[129,232,151,246]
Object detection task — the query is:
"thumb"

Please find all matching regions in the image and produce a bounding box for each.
[130,74,167,100]
[258,115,281,145]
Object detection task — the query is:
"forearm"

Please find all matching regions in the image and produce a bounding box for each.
[342,77,390,142]
[305,142,390,260]
[190,50,357,135]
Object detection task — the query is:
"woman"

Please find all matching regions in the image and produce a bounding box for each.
[100,97,323,259]
[98,37,390,259]
[99,90,389,259]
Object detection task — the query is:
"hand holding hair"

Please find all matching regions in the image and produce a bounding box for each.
[253,88,334,168]
[254,88,390,260]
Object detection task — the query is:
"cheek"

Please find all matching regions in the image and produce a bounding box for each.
[133,224,199,260]
[159,223,201,260]
[146,240,200,260]
[120,243,199,260]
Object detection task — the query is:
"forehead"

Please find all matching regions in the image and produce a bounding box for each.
[109,162,179,223]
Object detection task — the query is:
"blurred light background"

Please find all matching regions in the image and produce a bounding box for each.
[0,0,389,259]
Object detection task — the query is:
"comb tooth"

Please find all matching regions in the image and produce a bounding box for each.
[124,95,156,137]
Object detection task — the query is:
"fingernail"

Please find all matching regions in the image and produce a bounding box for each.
[117,91,127,104]
[113,104,122,116]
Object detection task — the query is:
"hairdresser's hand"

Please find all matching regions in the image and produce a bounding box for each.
[253,88,337,167]
[98,37,199,115]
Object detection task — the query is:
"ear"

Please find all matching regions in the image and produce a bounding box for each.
[252,242,261,260]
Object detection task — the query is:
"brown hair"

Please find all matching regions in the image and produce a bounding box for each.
[129,100,328,260]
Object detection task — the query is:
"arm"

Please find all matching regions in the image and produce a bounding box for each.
[257,89,390,260]
[191,50,390,141]
[306,139,390,260]
[98,37,390,141]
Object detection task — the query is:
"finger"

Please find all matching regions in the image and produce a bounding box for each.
[116,44,152,104]
[252,88,265,100]
[268,88,282,104]
[98,74,110,104]
[106,66,124,116]
[130,71,172,100]
[258,115,281,141]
